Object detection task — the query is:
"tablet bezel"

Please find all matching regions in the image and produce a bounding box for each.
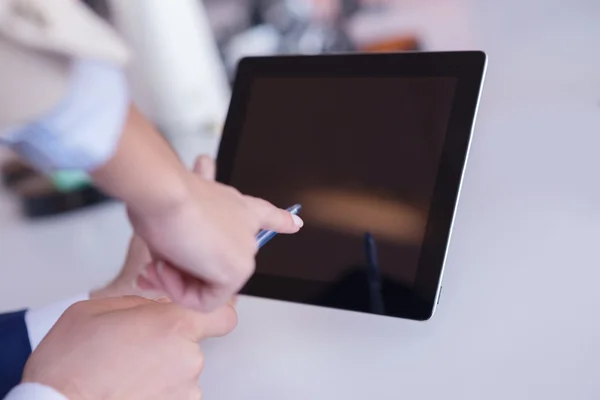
[217,52,487,321]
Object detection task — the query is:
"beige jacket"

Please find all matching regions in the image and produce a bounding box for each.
[0,0,129,129]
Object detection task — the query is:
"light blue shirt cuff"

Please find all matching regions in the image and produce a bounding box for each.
[1,59,129,172]
[4,383,68,400]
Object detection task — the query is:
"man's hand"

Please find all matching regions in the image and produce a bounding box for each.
[127,155,302,311]
[22,296,236,400]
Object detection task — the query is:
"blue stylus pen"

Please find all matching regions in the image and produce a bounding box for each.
[257,204,302,248]
[364,232,385,315]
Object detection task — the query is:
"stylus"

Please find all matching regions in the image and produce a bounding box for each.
[364,232,385,315]
[257,204,302,249]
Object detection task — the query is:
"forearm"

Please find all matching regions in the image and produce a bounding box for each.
[2,56,192,216]
[0,0,193,216]
[90,106,192,216]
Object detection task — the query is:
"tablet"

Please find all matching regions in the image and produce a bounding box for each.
[217,52,487,321]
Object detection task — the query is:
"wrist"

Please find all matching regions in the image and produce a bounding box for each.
[90,105,194,216]
[127,168,195,218]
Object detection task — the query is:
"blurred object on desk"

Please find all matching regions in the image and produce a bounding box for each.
[203,0,253,46]
[81,0,111,20]
[348,0,474,51]
[219,0,421,79]
[1,157,35,189]
[359,35,421,52]
[0,156,111,219]
[13,173,111,218]
[222,0,355,78]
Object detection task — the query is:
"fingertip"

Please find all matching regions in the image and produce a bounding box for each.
[248,197,304,233]
[276,210,302,233]
[204,304,239,338]
[292,214,304,228]
[221,304,239,335]
[174,295,239,339]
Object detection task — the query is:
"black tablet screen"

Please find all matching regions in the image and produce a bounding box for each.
[230,76,457,316]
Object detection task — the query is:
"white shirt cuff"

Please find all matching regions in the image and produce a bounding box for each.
[4,383,68,400]
[25,293,89,352]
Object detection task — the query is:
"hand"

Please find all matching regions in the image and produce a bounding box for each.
[90,231,237,306]
[90,235,162,299]
[22,296,237,400]
[128,155,303,311]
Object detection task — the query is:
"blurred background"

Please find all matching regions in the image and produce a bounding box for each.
[0,0,599,315]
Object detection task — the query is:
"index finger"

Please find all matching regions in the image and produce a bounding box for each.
[244,196,304,233]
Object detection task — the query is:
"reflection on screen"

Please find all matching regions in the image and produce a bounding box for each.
[230,77,457,314]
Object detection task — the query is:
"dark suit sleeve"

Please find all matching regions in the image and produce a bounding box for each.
[0,310,32,398]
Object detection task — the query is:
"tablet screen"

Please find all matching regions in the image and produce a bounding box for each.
[229,76,458,316]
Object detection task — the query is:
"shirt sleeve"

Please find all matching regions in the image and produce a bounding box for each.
[4,383,68,400]
[1,58,130,172]
[25,293,89,352]
[0,0,130,130]
[0,310,31,398]
[1,294,90,399]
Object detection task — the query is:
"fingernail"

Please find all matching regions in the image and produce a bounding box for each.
[292,214,304,228]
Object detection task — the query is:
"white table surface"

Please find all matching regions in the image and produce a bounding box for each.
[2,0,600,399]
